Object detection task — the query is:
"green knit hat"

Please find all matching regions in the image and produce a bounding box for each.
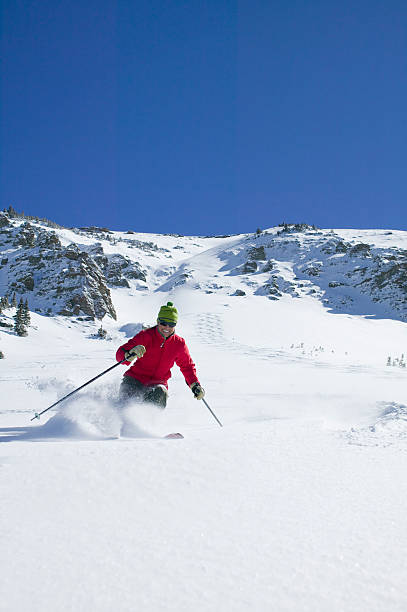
[157,302,178,324]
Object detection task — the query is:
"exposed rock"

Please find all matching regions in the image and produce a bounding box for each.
[53,251,116,319]
[0,213,10,228]
[19,274,34,291]
[321,239,349,255]
[64,243,82,260]
[248,246,266,261]
[328,281,345,288]
[89,243,104,256]
[4,226,117,319]
[124,238,168,253]
[277,223,319,235]
[0,319,13,328]
[264,285,282,300]
[349,243,371,257]
[14,223,36,247]
[78,226,113,234]
[371,262,407,292]
[304,266,321,277]
[173,273,191,286]
[335,241,349,254]
[241,261,258,274]
[91,248,147,286]
[37,231,61,249]
[156,268,193,292]
[262,260,274,272]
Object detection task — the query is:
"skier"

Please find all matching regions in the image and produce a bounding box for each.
[116,302,205,408]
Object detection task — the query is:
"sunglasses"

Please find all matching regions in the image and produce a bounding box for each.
[158,319,176,328]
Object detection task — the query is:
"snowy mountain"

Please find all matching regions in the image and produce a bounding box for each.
[1,211,407,612]
[1,213,407,324]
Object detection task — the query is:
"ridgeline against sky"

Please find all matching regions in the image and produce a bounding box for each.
[1,1,406,235]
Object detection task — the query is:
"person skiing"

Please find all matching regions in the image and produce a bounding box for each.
[116,302,205,408]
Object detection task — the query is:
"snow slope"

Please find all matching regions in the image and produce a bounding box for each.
[1,225,407,612]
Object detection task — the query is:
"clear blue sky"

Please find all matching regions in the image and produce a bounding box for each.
[1,1,406,235]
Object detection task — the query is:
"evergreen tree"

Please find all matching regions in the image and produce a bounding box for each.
[23,299,31,326]
[12,292,17,308]
[0,350,4,359]
[14,299,28,336]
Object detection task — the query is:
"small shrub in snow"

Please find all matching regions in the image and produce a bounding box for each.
[0,350,4,359]
[387,355,406,368]
[97,326,107,339]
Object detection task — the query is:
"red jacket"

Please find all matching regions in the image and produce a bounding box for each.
[116,326,199,388]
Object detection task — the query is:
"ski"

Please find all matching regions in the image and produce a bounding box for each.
[164,433,184,439]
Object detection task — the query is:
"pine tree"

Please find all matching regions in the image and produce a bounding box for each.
[22,299,31,326]
[0,350,4,359]
[12,292,17,308]
[14,299,27,336]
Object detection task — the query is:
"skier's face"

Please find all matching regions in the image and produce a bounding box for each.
[157,319,176,338]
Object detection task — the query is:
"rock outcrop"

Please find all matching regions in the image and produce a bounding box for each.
[1,221,116,320]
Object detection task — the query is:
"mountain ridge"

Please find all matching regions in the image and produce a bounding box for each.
[1,211,407,325]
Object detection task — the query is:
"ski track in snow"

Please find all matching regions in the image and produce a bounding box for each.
[192,311,403,379]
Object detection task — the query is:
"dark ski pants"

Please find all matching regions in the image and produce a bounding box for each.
[119,376,168,409]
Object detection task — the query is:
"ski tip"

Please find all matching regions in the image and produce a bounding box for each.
[164,433,184,439]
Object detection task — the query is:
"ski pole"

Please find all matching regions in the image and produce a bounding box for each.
[202,398,223,427]
[30,358,127,422]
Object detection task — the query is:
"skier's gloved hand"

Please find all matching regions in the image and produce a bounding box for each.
[124,345,146,362]
[190,382,205,400]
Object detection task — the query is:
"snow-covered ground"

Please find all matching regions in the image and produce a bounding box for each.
[1,226,407,611]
